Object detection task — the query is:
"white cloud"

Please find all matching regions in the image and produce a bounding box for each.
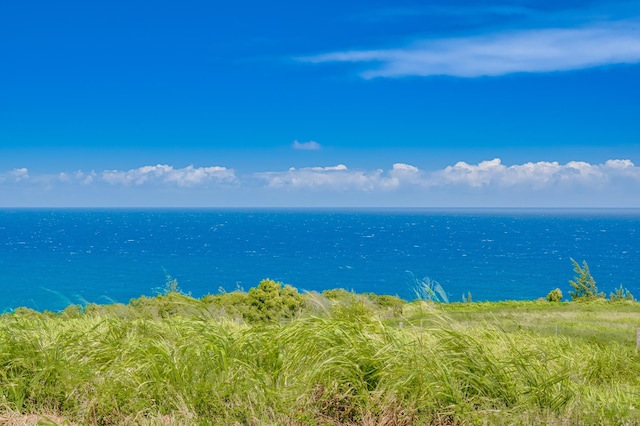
[256,164,397,191]
[306,164,348,171]
[392,163,420,173]
[292,140,322,150]
[299,20,640,78]
[9,168,29,181]
[388,163,422,186]
[603,159,640,177]
[101,164,236,187]
[436,158,505,187]
[0,168,29,184]
[432,158,640,188]
[74,170,97,185]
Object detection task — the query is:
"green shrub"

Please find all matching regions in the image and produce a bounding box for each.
[329,299,374,321]
[362,293,405,315]
[202,291,251,319]
[546,288,563,302]
[246,279,305,322]
[322,288,354,301]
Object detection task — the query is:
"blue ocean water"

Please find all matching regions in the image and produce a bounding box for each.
[1,209,639,312]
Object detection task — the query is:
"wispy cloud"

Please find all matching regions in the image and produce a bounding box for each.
[54,171,97,185]
[299,20,640,78]
[2,168,30,182]
[256,164,397,190]
[101,165,236,187]
[292,140,321,150]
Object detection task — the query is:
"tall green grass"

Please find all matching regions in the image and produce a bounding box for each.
[0,293,639,424]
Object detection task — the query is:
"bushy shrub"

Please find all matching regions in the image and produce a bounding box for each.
[322,288,354,301]
[329,299,374,321]
[546,288,563,302]
[363,293,405,315]
[128,292,202,318]
[202,291,251,319]
[246,279,305,322]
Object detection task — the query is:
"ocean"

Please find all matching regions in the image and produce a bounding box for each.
[1,208,639,312]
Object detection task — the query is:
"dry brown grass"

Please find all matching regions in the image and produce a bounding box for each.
[0,412,73,426]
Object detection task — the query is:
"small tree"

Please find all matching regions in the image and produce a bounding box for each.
[568,259,604,301]
[546,288,563,302]
[609,285,635,301]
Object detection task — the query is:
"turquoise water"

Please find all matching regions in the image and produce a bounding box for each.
[1,208,639,311]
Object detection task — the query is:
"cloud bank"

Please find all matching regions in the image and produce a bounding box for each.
[253,159,640,191]
[101,165,236,187]
[433,158,639,188]
[2,159,639,207]
[0,165,236,187]
[299,20,640,78]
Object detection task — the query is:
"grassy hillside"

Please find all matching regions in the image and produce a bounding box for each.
[1,282,639,425]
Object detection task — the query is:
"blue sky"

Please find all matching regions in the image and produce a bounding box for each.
[1,0,639,207]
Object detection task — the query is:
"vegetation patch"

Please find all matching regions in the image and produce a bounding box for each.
[0,280,639,425]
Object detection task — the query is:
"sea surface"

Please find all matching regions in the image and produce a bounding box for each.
[1,208,639,312]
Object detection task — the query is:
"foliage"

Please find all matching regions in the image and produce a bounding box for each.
[610,284,635,301]
[546,288,563,302]
[162,275,181,294]
[0,296,640,425]
[362,292,405,315]
[462,291,473,303]
[407,272,449,303]
[2,280,640,424]
[568,259,604,301]
[321,288,355,301]
[202,291,251,319]
[245,278,305,322]
[127,291,203,319]
[317,289,404,320]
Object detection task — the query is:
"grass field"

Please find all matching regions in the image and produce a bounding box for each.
[418,299,640,346]
[0,284,639,425]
